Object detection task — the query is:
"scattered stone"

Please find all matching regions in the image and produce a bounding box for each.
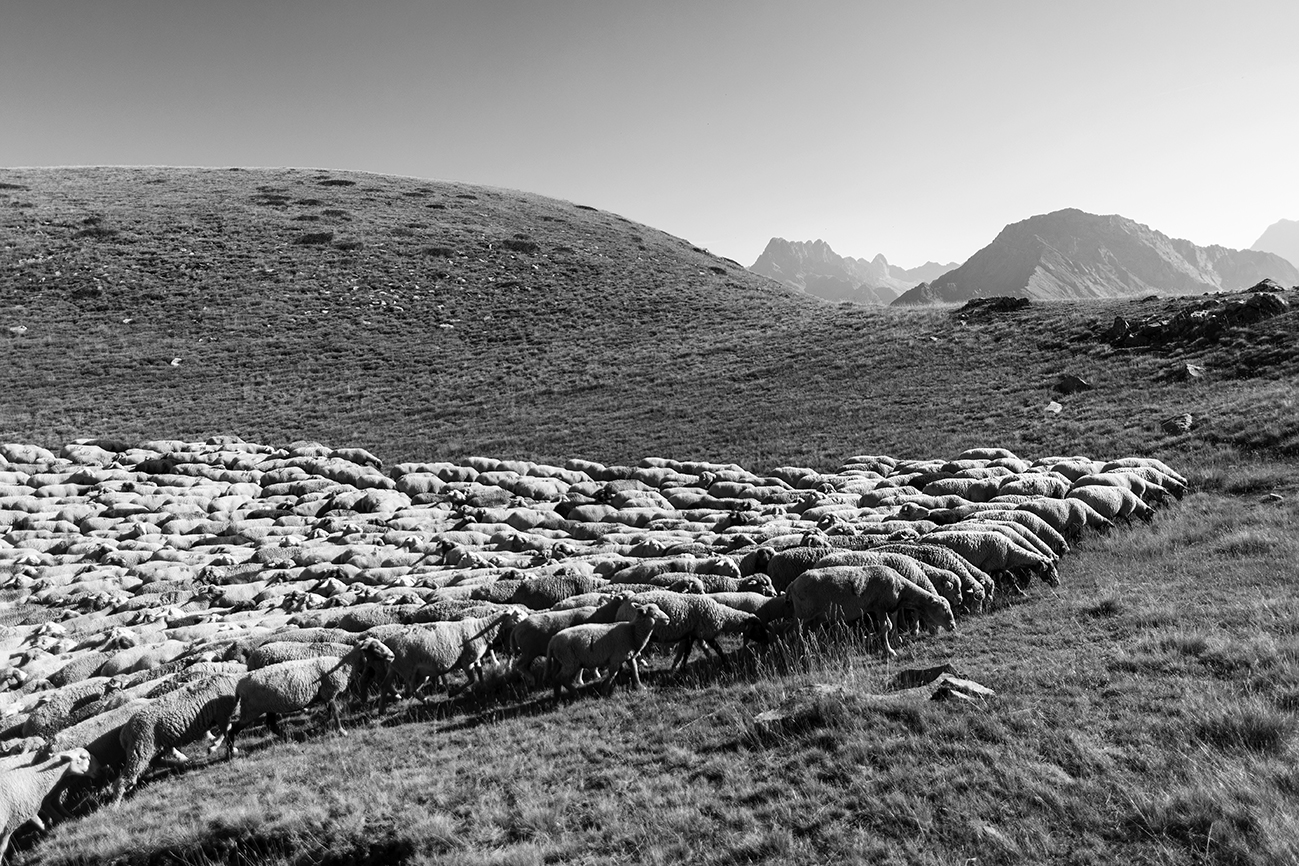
[7,325,27,336]
[887,663,959,691]
[169,358,183,367]
[1053,374,1093,395]
[1161,413,1193,434]
[959,296,1031,315]
[1044,401,1063,415]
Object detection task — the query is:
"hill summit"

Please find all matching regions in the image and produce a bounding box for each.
[893,208,1299,305]
[749,238,955,305]
[1252,218,1299,270]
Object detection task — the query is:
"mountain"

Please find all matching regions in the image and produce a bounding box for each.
[1252,219,1299,270]
[893,208,1299,306]
[748,238,957,305]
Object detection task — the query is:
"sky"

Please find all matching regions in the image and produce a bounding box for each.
[3,0,1297,268]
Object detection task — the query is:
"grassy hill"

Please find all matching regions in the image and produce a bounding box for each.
[3,168,1299,865]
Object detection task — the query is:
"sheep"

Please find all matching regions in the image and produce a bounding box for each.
[377,611,527,711]
[763,546,831,593]
[508,597,628,686]
[1071,472,1169,504]
[786,565,956,657]
[951,518,1058,561]
[546,602,670,697]
[222,638,395,756]
[919,529,1059,589]
[40,698,152,775]
[0,748,96,862]
[811,550,963,615]
[614,591,763,670]
[110,673,242,803]
[870,543,995,610]
[689,573,777,595]
[1014,498,1114,541]
[493,573,609,610]
[245,641,356,671]
[705,592,790,625]
[1099,457,1188,488]
[953,510,1070,556]
[1066,486,1153,523]
[608,555,740,585]
[21,678,116,740]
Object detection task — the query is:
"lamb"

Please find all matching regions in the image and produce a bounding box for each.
[919,529,1060,588]
[614,591,763,670]
[0,748,96,862]
[1066,485,1153,523]
[110,672,242,803]
[786,565,956,657]
[546,602,670,697]
[377,611,527,711]
[222,638,395,756]
[508,597,628,686]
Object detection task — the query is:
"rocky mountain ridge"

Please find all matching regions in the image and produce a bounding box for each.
[893,208,1299,305]
[749,238,956,305]
[1252,218,1299,270]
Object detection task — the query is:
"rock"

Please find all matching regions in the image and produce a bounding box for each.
[1176,363,1205,380]
[958,296,1031,315]
[1044,401,1063,415]
[1161,413,1193,434]
[1103,316,1130,342]
[1053,374,1093,395]
[886,663,959,691]
[934,673,995,700]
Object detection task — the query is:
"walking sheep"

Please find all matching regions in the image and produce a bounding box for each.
[0,748,96,862]
[377,611,527,711]
[546,602,670,697]
[508,597,627,686]
[614,591,763,670]
[786,565,956,657]
[223,638,394,756]
[110,673,242,804]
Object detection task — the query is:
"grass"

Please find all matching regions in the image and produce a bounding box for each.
[1,167,1298,864]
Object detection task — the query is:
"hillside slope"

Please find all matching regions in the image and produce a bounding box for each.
[4,168,1299,469]
[1252,218,1299,269]
[893,208,1298,305]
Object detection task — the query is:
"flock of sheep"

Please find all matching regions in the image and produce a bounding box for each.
[0,436,1186,859]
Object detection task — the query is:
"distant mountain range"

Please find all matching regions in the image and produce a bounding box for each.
[892,208,1299,306]
[749,238,956,305]
[1252,218,1299,270]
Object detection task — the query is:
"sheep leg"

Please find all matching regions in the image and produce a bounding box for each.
[1,830,13,865]
[876,614,897,659]
[628,656,643,690]
[671,638,695,671]
[704,637,731,669]
[599,663,622,696]
[265,712,285,737]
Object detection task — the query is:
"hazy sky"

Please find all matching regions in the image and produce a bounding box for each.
[3,0,1296,267]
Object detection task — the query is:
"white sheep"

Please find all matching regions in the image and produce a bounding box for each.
[110,672,242,804]
[546,602,670,697]
[614,590,764,670]
[786,565,956,657]
[0,748,96,861]
[508,597,628,686]
[377,610,527,710]
[222,638,394,756]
